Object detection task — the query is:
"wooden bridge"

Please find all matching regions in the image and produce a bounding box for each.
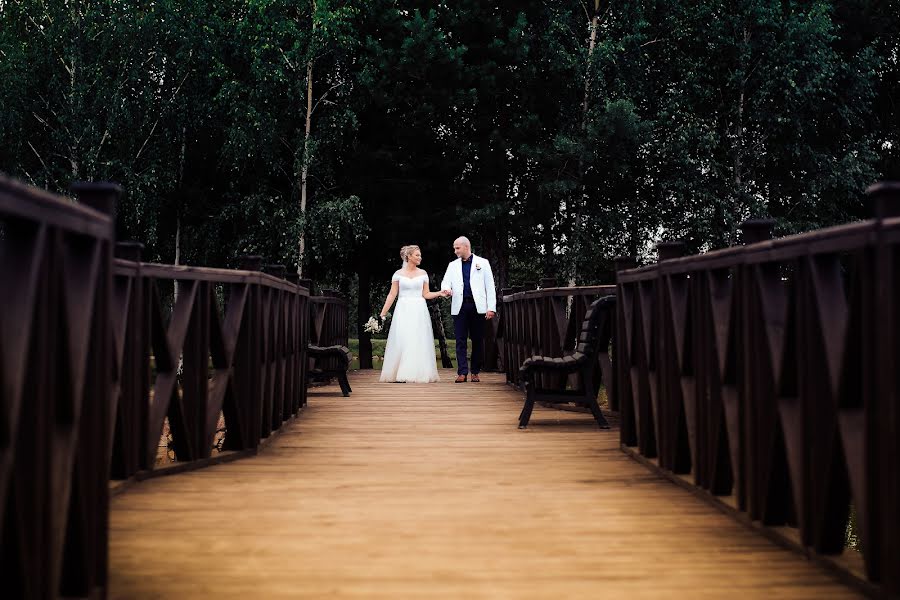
[109,370,859,599]
[2,175,899,599]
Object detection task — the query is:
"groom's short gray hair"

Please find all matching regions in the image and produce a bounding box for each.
[454,236,471,249]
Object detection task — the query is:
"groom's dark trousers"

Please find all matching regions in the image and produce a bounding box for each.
[454,297,485,376]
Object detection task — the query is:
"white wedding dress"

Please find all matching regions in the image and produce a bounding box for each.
[380,272,440,383]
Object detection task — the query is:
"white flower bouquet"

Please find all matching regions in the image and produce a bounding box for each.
[363,315,384,334]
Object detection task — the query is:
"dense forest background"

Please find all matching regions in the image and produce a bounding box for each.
[2,0,898,333]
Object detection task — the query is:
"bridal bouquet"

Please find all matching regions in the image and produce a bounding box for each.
[363,315,384,334]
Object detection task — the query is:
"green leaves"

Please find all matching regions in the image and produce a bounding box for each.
[1,0,895,294]
[301,194,369,264]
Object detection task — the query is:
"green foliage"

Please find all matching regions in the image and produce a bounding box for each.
[301,195,369,265]
[347,337,462,371]
[1,0,896,295]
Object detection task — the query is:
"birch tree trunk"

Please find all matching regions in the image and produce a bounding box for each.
[582,1,601,133]
[298,0,317,277]
[174,216,181,297]
[175,125,187,374]
[735,24,750,194]
[174,125,186,302]
[570,1,601,287]
[731,24,750,247]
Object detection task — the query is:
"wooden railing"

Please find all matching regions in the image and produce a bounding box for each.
[0,177,117,598]
[498,282,617,402]
[309,289,349,347]
[308,289,350,372]
[0,176,315,598]
[484,301,502,372]
[6,168,896,597]
[110,250,310,480]
[615,182,900,597]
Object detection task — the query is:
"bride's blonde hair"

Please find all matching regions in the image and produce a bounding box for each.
[400,245,420,264]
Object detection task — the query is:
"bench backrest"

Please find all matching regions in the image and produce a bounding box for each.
[572,295,616,395]
[573,295,615,360]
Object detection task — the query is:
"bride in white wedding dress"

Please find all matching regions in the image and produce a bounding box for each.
[378,245,449,383]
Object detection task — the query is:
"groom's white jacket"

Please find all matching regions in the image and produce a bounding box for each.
[441,254,497,316]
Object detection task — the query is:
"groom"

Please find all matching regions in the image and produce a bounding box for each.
[441,236,497,383]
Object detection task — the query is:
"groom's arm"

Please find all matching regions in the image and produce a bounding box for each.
[484,260,497,314]
[440,263,453,293]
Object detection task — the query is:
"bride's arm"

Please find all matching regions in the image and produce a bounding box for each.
[422,280,450,300]
[380,281,399,318]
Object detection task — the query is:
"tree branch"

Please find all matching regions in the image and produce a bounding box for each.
[308,171,338,191]
[27,141,54,185]
[21,168,36,185]
[95,129,110,162]
[135,69,191,160]
[32,111,51,130]
[27,15,48,36]
[743,55,763,86]
[279,48,298,71]
[579,1,590,22]
[310,81,344,117]
[598,4,612,27]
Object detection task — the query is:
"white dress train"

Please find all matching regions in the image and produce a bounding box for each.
[380,272,440,383]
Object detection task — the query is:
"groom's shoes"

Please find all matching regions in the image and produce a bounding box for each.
[455,374,467,383]
[470,374,481,382]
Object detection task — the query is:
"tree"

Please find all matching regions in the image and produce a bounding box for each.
[1,0,893,305]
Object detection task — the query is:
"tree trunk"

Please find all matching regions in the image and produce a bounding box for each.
[174,215,181,301]
[542,196,555,278]
[581,1,601,132]
[174,125,186,302]
[732,87,745,246]
[298,0,317,277]
[731,24,749,247]
[572,1,602,286]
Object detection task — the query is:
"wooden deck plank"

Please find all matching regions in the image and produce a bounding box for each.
[109,370,860,599]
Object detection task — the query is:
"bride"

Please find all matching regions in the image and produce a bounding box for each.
[378,245,449,383]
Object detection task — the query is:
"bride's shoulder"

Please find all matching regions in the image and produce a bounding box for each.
[416,269,429,279]
[390,270,403,282]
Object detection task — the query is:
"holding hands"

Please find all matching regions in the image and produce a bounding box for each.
[440,289,452,297]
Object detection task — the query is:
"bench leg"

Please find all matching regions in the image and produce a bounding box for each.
[337,372,351,397]
[519,381,535,429]
[586,392,610,429]
[580,369,609,429]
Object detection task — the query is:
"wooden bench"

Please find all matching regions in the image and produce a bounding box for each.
[517,295,615,429]
[308,344,353,397]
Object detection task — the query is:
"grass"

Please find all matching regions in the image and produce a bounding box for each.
[346,340,607,404]
[348,338,470,371]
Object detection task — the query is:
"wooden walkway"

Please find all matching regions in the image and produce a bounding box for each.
[109,370,860,599]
